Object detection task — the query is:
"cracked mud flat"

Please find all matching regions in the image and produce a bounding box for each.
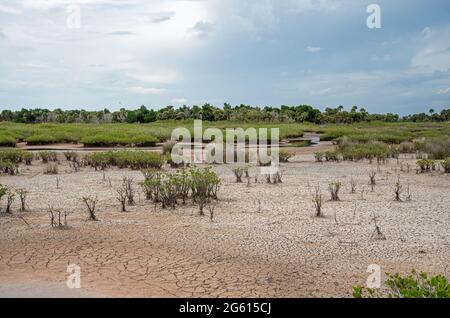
[0,154,449,298]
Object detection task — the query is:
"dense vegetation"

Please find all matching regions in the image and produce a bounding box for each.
[1,105,449,124]
[353,270,450,298]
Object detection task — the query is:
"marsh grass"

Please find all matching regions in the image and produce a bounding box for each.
[3,121,447,147]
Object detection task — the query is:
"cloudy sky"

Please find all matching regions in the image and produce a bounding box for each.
[0,0,449,114]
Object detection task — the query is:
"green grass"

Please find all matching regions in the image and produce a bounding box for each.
[338,142,397,162]
[85,151,166,170]
[0,120,449,148]
[0,135,17,147]
[353,269,450,298]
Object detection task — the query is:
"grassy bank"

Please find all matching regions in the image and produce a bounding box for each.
[0,120,449,147]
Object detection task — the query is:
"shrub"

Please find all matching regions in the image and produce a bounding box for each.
[26,133,78,145]
[0,149,28,163]
[81,134,158,147]
[394,175,403,202]
[0,184,6,201]
[48,206,69,228]
[232,167,244,183]
[441,158,450,173]
[0,135,17,147]
[279,149,294,163]
[85,151,165,170]
[312,185,323,217]
[167,155,187,168]
[190,167,220,215]
[43,163,58,175]
[416,159,435,173]
[140,170,163,203]
[350,178,357,194]
[122,177,135,205]
[85,152,112,170]
[63,151,78,162]
[17,188,28,212]
[129,135,159,147]
[116,187,128,212]
[328,181,342,201]
[38,151,58,163]
[353,270,450,298]
[423,137,450,160]
[324,151,340,162]
[115,151,164,170]
[158,174,178,209]
[171,169,191,204]
[22,152,34,165]
[4,188,15,213]
[26,134,57,145]
[314,152,324,162]
[399,141,416,153]
[369,170,376,189]
[338,141,393,163]
[162,141,177,155]
[0,160,18,175]
[81,196,98,221]
[141,169,193,209]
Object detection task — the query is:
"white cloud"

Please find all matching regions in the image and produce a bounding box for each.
[20,0,135,10]
[188,21,214,38]
[171,98,187,104]
[22,63,49,68]
[129,86,166,95]
[437,87,450,95]
[127,70,180,85]
[145,11,175,24]
[287,0,343,13]
[108,31,136,36]
[310,87,331,96]
[421,26,434,39]
[0,4,22,15]
[411,25,450,73]
[306,46,321,53]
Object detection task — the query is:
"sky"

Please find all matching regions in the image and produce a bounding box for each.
[0,0,450,114]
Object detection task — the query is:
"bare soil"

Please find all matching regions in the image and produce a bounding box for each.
[0,153,449,297]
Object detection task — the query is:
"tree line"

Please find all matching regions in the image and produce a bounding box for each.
[1,104,449,124]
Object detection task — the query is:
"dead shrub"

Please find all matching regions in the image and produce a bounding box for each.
[122,177,135,205]
[116,187,127,212]
[63,151,78,162]
[5,189,15,214]
[44,163,58,175]
[328,181,342,201]
[394,175,403,202]
[314,152,324,162]
[17,188,28,212]
[82,196,99,221]
[369,170,376,191]
[48,205,69,228]
[424,137,450,160]
[312,185,324,217]
[350,178,357,194]
[405,183,412,201]
[208,202,216,222]
[371,215,386,240]
[232,167,244,183]
[399,141,416,153]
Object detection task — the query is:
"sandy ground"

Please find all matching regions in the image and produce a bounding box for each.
[0,151,449,298]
